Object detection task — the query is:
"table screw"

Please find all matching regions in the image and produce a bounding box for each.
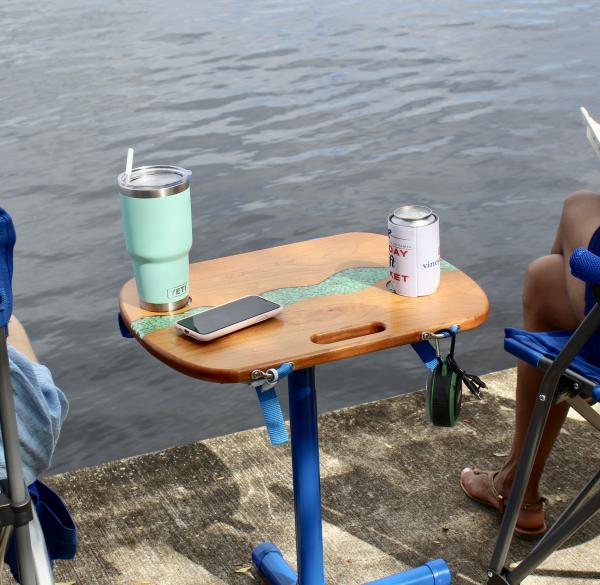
[573,382,580,390]
[487,571,494,578]
[539,394,546,402]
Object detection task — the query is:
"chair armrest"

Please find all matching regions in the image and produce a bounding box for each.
[570,247,600,285]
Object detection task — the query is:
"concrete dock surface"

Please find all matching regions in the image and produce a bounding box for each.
[21,368,600,584]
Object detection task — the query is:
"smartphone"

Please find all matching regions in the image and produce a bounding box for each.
[581,107,600,160]
[174,295,283,342]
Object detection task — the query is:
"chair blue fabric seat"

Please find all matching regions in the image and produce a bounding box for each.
[504,327,600,384]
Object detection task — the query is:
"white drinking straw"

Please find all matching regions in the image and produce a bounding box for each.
[125,148,134,181]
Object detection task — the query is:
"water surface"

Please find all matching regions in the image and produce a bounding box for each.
[1,0,600,473]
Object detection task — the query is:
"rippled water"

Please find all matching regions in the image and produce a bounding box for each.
[2,0,600,473]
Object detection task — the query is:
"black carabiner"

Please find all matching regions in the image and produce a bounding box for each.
[436,328,486,399]
[435,328,457,359]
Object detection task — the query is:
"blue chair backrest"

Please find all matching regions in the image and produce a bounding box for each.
[0,208,15,330]
[571,247,600,366]
[571,247,600,285]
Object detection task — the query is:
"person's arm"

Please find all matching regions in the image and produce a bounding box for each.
[7,315,38,363]
[3,318,68,484]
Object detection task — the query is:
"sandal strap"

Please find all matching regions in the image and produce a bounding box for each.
[473,469,506,512]
[520,497,547,512]
[488,471,506,513]
[465,468,547,535]
[470,469,547,514]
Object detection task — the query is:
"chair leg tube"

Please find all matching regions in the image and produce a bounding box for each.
[488,377,555,574]
[29,506,56,585]
[14,526,38,585]
[0,331,29,514]
[0,329,42,585]
[566,396,600,431]
[509,488,600,584]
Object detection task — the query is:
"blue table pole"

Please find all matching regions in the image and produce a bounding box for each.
[253,366,325,585]
[288,367,326,585]
[252,366,451,585]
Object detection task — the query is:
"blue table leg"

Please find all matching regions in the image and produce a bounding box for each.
[289,367,326,585]
[363,559,451,585]
[252,366,452,585]
[252,542,298,585]
[253,367,325,585]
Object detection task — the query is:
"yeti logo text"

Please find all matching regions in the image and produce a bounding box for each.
[168,283,187,298]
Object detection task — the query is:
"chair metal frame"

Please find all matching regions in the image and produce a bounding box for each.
[0,208,54,585]
[486,286,600,585]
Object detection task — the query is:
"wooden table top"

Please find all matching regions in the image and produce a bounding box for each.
[119,232,489,383]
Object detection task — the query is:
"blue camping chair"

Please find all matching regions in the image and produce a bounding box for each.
[486,247,600,585]
[0,209,77,584]
[0,209,56,585]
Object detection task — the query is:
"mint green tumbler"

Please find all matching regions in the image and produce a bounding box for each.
[118,165,192,312]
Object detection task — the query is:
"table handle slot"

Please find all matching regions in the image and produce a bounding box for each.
[310,322,386,345]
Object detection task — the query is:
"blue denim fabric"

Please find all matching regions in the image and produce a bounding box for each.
[0,343,68,485]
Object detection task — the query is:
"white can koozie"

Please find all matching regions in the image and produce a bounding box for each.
[388,204,440,297]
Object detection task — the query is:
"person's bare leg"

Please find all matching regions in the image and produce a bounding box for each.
[461,191,600,531]
[492,254,575,528]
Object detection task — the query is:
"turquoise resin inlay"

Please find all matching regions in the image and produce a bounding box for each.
[130,260,458,338]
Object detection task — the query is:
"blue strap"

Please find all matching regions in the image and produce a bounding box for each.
[255,385,289,445]
[411,340,439,370]
[411,325,460,370]
[253,362,293,446]
[118,312,134,338]
[275,362,294,378]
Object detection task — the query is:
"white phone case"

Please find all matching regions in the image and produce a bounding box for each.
[174,295,282,342]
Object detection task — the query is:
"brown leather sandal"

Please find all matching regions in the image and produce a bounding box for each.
[459,468,547,538]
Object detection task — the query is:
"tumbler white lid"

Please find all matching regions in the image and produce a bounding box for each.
[118,165,191,198]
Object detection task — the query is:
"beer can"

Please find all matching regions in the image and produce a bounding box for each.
[388,204,440,297]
